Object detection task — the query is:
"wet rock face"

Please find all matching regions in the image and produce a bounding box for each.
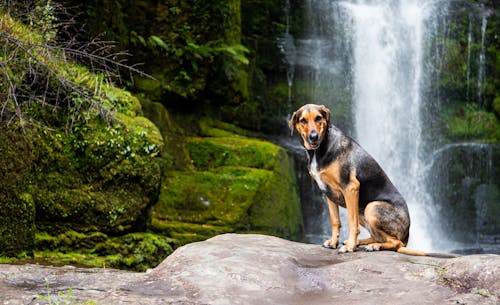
[1,234,499,305]
[431,144,500,245]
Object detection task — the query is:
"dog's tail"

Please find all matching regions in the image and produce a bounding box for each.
[397,247,459,258]
[397,246,426,256]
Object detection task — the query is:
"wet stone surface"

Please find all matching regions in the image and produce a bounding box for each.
[1,234,498,304]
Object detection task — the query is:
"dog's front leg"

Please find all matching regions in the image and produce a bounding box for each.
[339,180,360,253]
[323,197,341,249]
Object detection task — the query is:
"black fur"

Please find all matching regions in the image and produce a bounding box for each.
[307,124,410,235]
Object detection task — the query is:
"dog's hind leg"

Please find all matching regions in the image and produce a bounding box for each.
[358,237,377,246]
[364,234,404,252]
[356,216,375,245]
[362,201,410,252]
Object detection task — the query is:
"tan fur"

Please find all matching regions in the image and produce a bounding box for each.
[289,104,330,150]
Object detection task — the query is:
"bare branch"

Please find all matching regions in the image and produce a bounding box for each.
[0,2,154,132]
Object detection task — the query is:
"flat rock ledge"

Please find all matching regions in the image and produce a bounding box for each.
[1,234,499,305]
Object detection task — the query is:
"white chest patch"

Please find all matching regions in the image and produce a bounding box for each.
[310,154,327,192]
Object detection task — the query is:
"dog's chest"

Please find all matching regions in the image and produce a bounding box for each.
[309,154,327,192]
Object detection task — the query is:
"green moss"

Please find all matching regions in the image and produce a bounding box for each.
[188,136,281,171]
[493,96,500,117]
[151,220,232,246]
[248,150,302,239]
[32,126,162,234]
[154,167,268,226]
[104,87,143,116]
[33,231,175,271]
[0,125,36,258]
[152,125,303,246]
[140,99,194,171]
[115,112,163,148]
[0,10,165,263]
[445,103,500,142]
[199,118,259,137]
[33,251,107,268]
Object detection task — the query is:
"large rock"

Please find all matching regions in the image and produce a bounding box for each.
[150,117,303,246]
[0,234,498,304]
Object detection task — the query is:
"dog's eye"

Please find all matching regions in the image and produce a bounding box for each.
[315,115,322,122]
[299,118,307,125]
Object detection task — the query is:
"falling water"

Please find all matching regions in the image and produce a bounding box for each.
[290,0,451,251]
[347,1,442,251]
[466,15,472,102]
[278,0,297,107]
[477,14,487,105]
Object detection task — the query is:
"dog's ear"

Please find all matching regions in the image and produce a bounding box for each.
[319,105,331,125]
[288,111,297,136]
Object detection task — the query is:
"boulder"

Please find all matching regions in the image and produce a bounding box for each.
[150,115,303,246]
[0,234,498,304]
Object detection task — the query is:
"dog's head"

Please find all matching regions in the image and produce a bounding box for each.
[289,104,330,150]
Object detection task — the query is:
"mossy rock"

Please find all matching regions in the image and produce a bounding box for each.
[150,220,232,246]
[140,99,193,171]
[152,131,303,245]
[199,118,258,138]
[154,167,268,226]
[34,231,175,271]
[187,136,281,171]
[31,117,162,234]
[0,125,36,258]
[0,12,165,260]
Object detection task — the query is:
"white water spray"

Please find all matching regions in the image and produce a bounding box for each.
[344,1,434,251]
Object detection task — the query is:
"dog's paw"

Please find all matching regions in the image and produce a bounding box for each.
[338,244,356,253]
[342,239,361,246]
[322,239,339,249]
[364,244,381,252]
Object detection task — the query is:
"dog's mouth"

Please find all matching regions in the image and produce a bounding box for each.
[308,141,320,149]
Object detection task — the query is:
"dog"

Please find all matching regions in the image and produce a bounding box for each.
[289,103,425,255]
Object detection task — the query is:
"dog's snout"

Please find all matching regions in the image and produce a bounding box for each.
[309,131,319,142]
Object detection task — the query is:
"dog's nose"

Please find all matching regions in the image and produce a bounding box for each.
[309,131,319,142]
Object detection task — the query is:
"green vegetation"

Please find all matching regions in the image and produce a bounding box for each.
[58,0,292,131]
[433,2,500,143]
[151,119,303,247]
[34,231,175,271]
[0,1,304,269]
[444,103,500,142]
[0,9,168,269]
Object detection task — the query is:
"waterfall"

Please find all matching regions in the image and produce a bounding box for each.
[290,0,450,251]
[466,15,472,102]
[278,0,297,108]
[477,14,487,106]
[344,1,427,250]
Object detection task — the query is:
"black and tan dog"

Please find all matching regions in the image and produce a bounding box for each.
[289,103,425,255]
